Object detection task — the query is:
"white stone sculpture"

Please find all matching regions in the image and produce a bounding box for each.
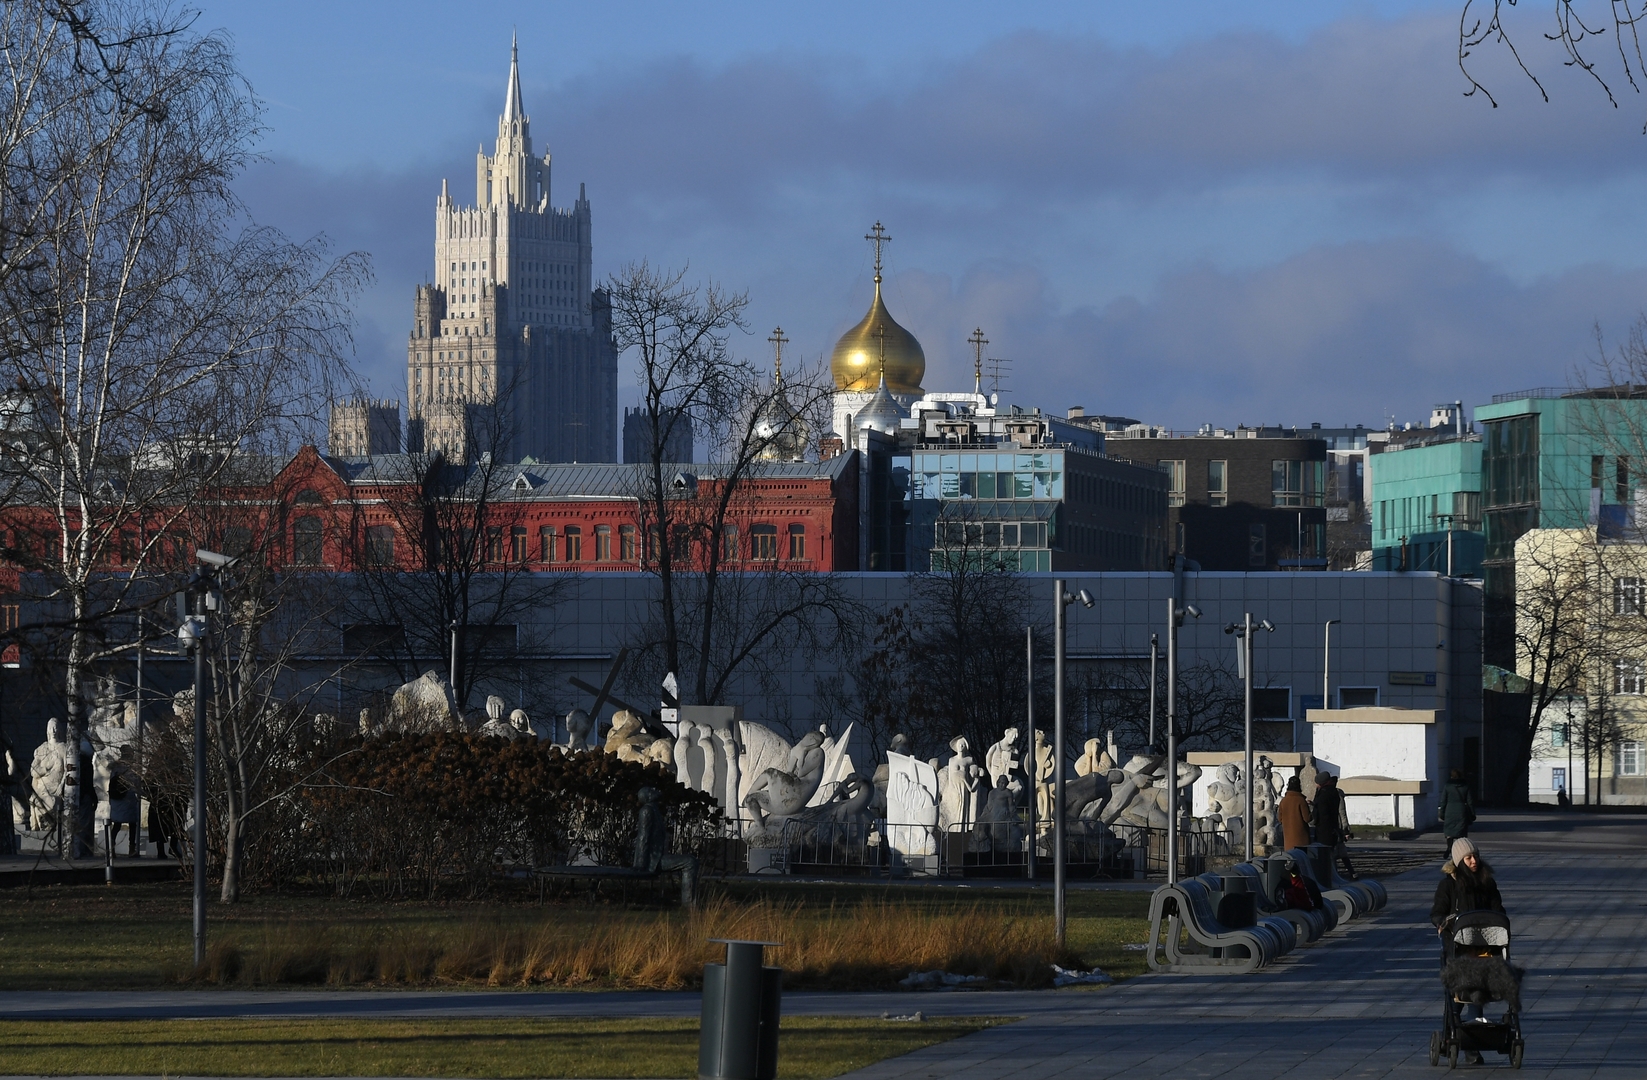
[1205,762,1245,841]
[92,744,141,852]
[937,736,984,833]
[563,708,595,751]
[478,695,523,739]
[1075,738,1106,777]
[385,671,459,733]
[884,751,939,859]
[28,718,70,831]
[1252,755,1279,849]
[1030,729,1057,824]
[741,729,827,843]
[871,733,911,816]
[984,726,1024,799]
[605,710,671,764]
[806,723,857,807]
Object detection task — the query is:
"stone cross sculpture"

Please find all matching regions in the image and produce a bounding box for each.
[632,786,697,906]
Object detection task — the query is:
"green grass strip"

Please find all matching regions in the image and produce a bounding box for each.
[0,1016,1002,1079]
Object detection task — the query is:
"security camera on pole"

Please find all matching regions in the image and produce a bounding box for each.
[1053,581,1093,948]
[178,548,236,968]
[1165,598,1200,884]
[1224,613,1275,862]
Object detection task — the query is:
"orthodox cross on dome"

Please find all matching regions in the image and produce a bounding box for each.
[968,328,989,395]
[864,221,891,283]
[768,326,789,385]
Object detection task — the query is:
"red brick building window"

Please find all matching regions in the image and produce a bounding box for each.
[620,524,637,562]
[565,526,582,562]
[292,517,323,565]
[540,526,556,562]
[788,522,806,561]
[511,525,528,563]
[750,524,778,561]
[595,524,612,561]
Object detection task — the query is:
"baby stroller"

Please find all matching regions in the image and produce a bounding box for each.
[1430,910,1524,1069]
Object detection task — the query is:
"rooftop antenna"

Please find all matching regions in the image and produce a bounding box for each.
[987,354,1013,398]
[968,328,989,396]
[767,326,789,387]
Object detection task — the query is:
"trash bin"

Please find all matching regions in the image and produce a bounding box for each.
[699,938,781,1080]
[1215,874,1255,928]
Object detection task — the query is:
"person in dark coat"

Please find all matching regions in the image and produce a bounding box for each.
[1312,773,1357,878]
[1278,775,1312,851]
[1431,837,1506,1060]
[1437,768,1475,856]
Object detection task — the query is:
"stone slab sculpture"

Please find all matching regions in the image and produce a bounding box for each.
[884,751,939,858]
[385,671,459,733]
[1075,738,1106,777]
[872,733,911,817]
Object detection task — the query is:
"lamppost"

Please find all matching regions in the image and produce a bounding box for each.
[1165,597,1201,884]
[1225,613,1276,861]
[1147,634,1159,748]
[1025,626,1035,883]
[1323,618,1341,713]
[178,548,234,968]
[1053,580,1094,947]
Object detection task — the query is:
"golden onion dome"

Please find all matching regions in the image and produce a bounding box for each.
[830,279,926,394]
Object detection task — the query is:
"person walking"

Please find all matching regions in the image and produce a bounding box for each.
[1278,775,1312,851]
[1430,837,1506,1063]
[1313,773,1357,878]
[1438,768,1476,857]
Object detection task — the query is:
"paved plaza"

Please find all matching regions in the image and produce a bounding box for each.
[1,810,1642,1078]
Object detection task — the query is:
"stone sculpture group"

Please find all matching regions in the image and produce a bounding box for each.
[10,665,1311,872]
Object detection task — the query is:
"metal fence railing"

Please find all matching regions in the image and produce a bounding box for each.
[780,819,941,877]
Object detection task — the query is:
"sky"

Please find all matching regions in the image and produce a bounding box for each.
[200,0,1647,431]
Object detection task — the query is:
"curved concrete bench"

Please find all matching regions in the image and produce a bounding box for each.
[1287,846,1381,921]
[1145,875,1296,974]
[1228,859,1332,942]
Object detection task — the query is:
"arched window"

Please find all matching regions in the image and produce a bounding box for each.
[595,524,612,561]
[292,517,322,566]
[564,526,582,562]
[750,524,778,561]
[787,523,806,561]
[294,488,322,505]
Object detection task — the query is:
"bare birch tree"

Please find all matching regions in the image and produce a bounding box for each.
[0,1,365,850]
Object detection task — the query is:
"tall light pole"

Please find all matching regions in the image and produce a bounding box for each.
[1226,613,1276,861]
[1053,581,1094,947]
[1165,597,1201,883]
[179,548,235,968]
[1323,618,1341,712]
[1147,634,1159,748]
[1025,626,1035,883]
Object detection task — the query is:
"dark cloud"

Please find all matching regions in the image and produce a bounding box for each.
[232,10,1647,429]
[891,240,1647,427]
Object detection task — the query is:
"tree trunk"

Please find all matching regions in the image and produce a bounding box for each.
[62,586,90,857]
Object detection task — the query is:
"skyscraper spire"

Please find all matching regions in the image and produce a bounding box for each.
[503,32,524,121]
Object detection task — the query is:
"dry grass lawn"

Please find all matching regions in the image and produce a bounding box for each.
[0,879,1153,991]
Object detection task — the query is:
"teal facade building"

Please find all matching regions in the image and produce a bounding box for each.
[1476,388,1647,664]
[1368,433,1483,575]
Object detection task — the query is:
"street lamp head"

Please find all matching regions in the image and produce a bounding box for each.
[1259,619,1276,633]
[1224,623,1240,636]
[194,548,237,569]
[1184,604,1201,619]
[1076,589,1094,608]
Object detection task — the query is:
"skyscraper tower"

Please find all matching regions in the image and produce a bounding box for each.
[405,37,617,463]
